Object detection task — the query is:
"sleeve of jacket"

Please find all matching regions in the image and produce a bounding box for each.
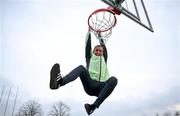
[85,32,92,68]
[99,39,108,63]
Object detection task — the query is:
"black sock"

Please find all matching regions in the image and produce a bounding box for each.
[90,104,96,110]
[57,78,63,86]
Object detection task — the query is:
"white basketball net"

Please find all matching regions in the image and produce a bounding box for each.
[88,8,117,42]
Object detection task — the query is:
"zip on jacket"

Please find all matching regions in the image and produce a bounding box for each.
[99,56,102,81]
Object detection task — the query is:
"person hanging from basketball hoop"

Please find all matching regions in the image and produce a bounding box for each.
[49,28,118,115]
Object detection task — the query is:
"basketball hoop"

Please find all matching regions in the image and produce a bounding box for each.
[88,8,117,40]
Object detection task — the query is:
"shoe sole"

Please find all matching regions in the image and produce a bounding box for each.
[84,104,94,115]
[84,104,90,115]
[50,63,59,89]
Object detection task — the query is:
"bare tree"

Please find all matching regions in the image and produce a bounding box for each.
[163,111,172,116]
[175,111,180,116]
[15,100,43,116]
[48,101,70,116]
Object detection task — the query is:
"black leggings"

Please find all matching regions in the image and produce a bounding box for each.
[61,65,118,108]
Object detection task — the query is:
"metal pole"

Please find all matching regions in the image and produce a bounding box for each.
[121,7,154,32]
[141,0,153,31]
[4,86,12,116]
[122,6,140,21]
[133,0,140,20]
[12,87,19,116]
[125,0,129,10]
[100,0,154,32]
[0,85,5,104]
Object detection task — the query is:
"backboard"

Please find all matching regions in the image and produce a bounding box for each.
[100,0,154,32]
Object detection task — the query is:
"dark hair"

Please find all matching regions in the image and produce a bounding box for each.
[94,45,102,49]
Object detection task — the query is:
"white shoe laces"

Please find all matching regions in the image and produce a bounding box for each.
[57,73,62,81]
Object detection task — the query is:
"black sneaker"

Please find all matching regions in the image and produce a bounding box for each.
[50,63,62,89]
[84,104,96,115]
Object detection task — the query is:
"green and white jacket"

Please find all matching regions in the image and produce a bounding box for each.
[85,32,109,82]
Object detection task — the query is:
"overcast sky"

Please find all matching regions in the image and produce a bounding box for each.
[0,0,180,116]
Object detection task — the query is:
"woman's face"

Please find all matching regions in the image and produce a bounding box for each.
[93,46,103,56]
